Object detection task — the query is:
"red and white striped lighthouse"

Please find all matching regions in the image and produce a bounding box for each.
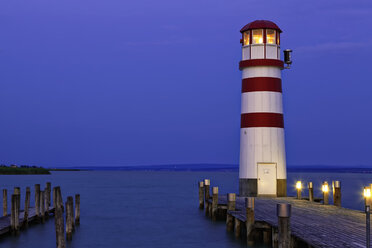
[239,20,289,197]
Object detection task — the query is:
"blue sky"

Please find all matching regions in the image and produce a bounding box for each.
[0,0,372,167]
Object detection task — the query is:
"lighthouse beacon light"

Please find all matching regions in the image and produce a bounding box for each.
[238,20,292,197]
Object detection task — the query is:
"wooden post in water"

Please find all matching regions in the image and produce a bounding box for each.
[66,196,74,240]
[198,181,204,209]
[46,182,51,216]
[3,189,7,216]
[57,187,64,212]
[14,187,20,195]
[11,194,20,234]
[53,187,57,209]
[308,182,313,202]
[55,189,66,248]
[226,193,236,232]
[40,190,45,223]
[24,187,30,227]
[35,184,41,219]
[204,179,210,216]
[234,217,241,238]
[245,197,255,246]
[333,181,341,207]
[75,194,80,225]
[322,181,329,205]
[211,187,218,221]
[277,203,291,248]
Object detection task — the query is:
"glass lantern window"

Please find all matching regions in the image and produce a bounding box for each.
[252,29,263,44]
[243,31,250,46]
[266,29,276,44]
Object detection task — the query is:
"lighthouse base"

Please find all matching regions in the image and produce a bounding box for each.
[239,179,287,197]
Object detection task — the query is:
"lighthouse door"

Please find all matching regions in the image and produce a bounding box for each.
[257,163,277,196]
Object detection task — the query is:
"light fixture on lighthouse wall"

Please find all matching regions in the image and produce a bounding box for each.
[284,49,293,69]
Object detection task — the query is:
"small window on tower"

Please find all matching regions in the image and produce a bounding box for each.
[266,29,276,44]
[243,31,250,46]
[277,33,280,45]
[252,29,263,44]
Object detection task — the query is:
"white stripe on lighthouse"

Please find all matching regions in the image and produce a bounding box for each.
[242,66,281,79]
[241,92,283,114]
[239,127,286,179]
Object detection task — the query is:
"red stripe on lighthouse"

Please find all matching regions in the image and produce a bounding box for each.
[239,59,284,69]
[242,77,282,93]
[241,113,284,128]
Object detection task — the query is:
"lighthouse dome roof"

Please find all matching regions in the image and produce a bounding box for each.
[240,20,282,33]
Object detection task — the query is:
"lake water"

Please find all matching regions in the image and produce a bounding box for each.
[0,170,371,247]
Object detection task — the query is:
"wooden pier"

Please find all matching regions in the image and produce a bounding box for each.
[0,183,81,248]
[0,207,55,235]
[199,181,371,248]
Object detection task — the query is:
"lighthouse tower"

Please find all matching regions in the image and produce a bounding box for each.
[239,20,288,197]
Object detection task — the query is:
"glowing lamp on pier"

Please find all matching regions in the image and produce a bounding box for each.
[322,183,329,193]
[364,187,371,207]
[296,181,302,200]
[296,181,302,190]
[322,181,329,205]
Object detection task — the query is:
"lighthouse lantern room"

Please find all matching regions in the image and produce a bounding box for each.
[238,20,289,197]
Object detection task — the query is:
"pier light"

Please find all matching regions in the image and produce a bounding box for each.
[322,181,329,205]
[296,181,302,200]
[364,187,371,213]
[322,182,329,193]
[364,187,371,199]
[296,181,302,190]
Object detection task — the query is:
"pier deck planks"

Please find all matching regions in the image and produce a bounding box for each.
[210,196,368,248]
[0,207,54,236]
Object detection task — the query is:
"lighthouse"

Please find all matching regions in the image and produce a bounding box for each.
[239,20,291,197]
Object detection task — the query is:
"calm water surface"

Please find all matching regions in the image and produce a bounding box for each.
[0,171,370,247]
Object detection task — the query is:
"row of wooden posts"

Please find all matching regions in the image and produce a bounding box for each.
[198,179,292,247]
[296,180,342,206]
[2,183,80,248]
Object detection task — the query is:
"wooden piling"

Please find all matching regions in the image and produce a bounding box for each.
[11,194,20,234]
[308,182,313,202]
[14,187,20,195]
[277,203,291,248]
[24,187,30,227]
[53,187,57,209]
[323,181,329,205]
[75,194,80,225]
[333,181,341,207]
[57,187,64,212]
[55,188,66,248]
[245,197,255,246]
[66,196,74,240]
[198,181,204,209]
[40,190,45,223]
[46,182,51,216]
[226,193,236,232]
[211,187,218,221]
[204,179,210,216]
[35,184,41,219]
[3,189,7,216]
[234,217,241,238]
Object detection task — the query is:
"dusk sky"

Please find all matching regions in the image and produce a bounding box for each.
[0,0,372,167]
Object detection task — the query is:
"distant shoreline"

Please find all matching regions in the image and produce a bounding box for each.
[0,166,50,175]
[48,164,372,174]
